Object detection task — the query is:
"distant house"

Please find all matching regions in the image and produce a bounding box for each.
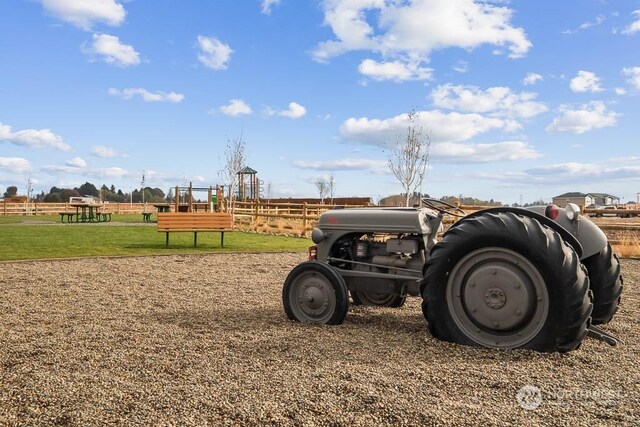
[552,192,619,208]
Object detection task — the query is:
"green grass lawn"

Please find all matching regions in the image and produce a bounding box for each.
[0,216,310,261]
[0,213,147,224]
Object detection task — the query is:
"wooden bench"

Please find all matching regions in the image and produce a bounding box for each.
[157,212,233,247]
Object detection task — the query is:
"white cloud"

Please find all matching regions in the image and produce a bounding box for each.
[430,84,548,118]
[90,145,126,158]
[335,112,540,164]
[0,122,70,151]
[313,0,531,64]
[66,157,87,168]
[219,99,253,116]
[42,160,135,181]
[453,61,468,73]
[518,161,640,184]
[564,15,605,34]
[340,110,513,147]
[358,59,433,82]
[622,10,640,35]
[580,15,605,30]
[432,141,541,163]
[197,36,233,70]
[475,160,640,187]
[266,102,307,119]
[43,157,88,174]
[293,158,387,172]
[98,167,131,178]
[108,88,184,103]
[546,101,619,134]
[615,87,627,95]
[522,72,543,86]
[569,70,603,93]
[622,67,640,90]
[261,0,282,15]
[0,157,31,174]
[41,0,125,30]
[85,33,140,67]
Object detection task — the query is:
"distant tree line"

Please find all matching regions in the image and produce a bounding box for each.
[10,181,171,203]
[510,198,547,208]
[380,193,504,207]
[439,195,503,207]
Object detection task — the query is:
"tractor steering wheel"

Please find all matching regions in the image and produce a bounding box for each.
[421,198,467,218]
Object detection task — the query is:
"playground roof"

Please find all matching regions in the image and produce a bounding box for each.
[238,166,257,174]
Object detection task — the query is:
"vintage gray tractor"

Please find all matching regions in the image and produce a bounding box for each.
[282,199,623,352]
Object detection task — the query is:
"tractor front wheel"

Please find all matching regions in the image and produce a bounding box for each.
[283,261,349,325]
[422,212,592,353]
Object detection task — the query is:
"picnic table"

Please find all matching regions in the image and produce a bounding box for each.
[154,203,171,213]
[143,203,172,222]
[65,203,111,223]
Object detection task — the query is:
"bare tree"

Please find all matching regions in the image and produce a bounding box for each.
[387,111,431,207]
[219,134,246,212]
[328,174,336,204]
[315,177,328,204]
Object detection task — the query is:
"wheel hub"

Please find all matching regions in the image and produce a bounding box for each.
[484,287,506,309]
[289,272,336,322]
[303,287,327,310]
[462,263,536,331]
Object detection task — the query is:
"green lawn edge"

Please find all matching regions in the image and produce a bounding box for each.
[0,220,310,261]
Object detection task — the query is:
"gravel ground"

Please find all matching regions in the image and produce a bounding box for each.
[0,253,638,426]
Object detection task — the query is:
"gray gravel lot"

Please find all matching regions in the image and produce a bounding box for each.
[1,253,638,426]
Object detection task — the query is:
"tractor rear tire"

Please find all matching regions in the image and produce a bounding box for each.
[351,291,406,307]
[422,212,592,353]
[283,261,349,325]
[582,243,623,325]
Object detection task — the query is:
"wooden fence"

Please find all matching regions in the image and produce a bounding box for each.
[3,200,639,232]
[231,200,371,232]
[1,201,150,216]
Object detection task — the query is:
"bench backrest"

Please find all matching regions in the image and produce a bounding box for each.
[157,212,233,230]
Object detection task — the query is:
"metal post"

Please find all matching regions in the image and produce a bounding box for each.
[302,202,308,237]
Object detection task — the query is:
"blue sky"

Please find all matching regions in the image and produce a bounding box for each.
[1,0,639,204]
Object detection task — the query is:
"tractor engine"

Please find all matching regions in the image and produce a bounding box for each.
[339,234,426,298]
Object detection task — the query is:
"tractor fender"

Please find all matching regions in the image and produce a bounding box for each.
[522,206,608,260]
[450,207,586,259]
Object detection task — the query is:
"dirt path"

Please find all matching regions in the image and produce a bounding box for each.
[1,254,638,425]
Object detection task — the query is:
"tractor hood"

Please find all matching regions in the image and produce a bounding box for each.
[316,207,433,235]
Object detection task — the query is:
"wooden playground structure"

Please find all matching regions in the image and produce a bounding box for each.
[236,166,261,201]
[170,167,261,212]
[172,183,225,213]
